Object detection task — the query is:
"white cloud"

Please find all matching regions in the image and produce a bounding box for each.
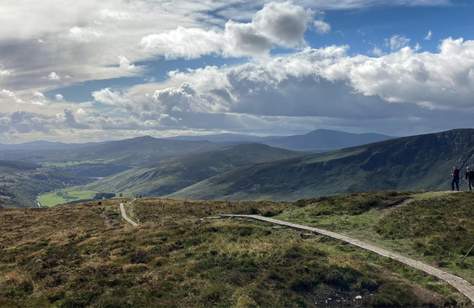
[68,27,103,42]
[386,34,411,50]
[48,72,61,81]
[0,89,17,99]
[223,21,273,57]
[107,38,474,122]
[424,30,433,40]
[141,27,224,59]
[92,88,130,106]
[141,2,313,58]
[371,47,384,56]
[0,0,205,92]
[252,1,312,47]
[0,89,25,104]
[313,20,331,34]
[98,9,132,21]
[0,69,11,77]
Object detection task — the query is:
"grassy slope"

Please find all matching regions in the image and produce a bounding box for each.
[0,138,225,208]
[170,129,474,201]
[278,191,474,285]
[0,196,471,307]
[80,143,303,197]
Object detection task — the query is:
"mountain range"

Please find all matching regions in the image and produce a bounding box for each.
[169,129,392,151]
[1,128,472,207]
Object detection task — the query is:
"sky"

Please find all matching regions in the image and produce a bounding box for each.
[1,0,474,143]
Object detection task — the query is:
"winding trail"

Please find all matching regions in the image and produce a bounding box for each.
[221,214,474,303]
[120,201,139,227]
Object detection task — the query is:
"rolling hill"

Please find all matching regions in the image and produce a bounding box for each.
[72,143,303,198]
[0,136,220,167]
[0,137,223,207]
[170,129,474,201]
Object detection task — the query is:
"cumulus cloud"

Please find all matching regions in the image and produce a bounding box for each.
[92,88,131,106]
[141,27,224,59]
[141,2,313,58]
[313,20,331,34]
[252,1,312,47]
[96,38,474,124]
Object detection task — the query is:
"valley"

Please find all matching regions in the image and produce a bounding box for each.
[2,128,474,208]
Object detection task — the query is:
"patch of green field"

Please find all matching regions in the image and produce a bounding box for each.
[37,189,97,207]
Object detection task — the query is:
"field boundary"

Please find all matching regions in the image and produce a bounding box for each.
[220,214,474,303]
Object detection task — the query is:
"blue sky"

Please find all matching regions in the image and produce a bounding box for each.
[1,0,474,142]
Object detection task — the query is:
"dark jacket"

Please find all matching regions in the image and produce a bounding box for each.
[466,171,474,180]
[453,169,460,178]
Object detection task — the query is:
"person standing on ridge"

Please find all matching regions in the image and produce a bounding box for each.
[451,166,460,191]
[466,166,474,191]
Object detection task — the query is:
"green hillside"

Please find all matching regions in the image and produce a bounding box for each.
[1,192,471,307]
[0,137,223,207]
[77,143,303,197]
[0,161,88,208]
[170,129,474,200]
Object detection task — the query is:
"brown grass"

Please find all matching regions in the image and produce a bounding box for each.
[0,196,469,307]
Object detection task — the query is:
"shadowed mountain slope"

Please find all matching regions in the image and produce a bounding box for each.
[170,129,474,200]
[84,143,303,196]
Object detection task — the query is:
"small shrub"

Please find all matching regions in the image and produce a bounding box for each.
[130,250,151,264]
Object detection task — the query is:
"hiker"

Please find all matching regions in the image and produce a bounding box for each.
[451,166,460,191]
[466,167,474,191]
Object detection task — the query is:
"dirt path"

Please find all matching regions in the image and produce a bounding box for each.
[221,214,474,303]
[120,201,139,227]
